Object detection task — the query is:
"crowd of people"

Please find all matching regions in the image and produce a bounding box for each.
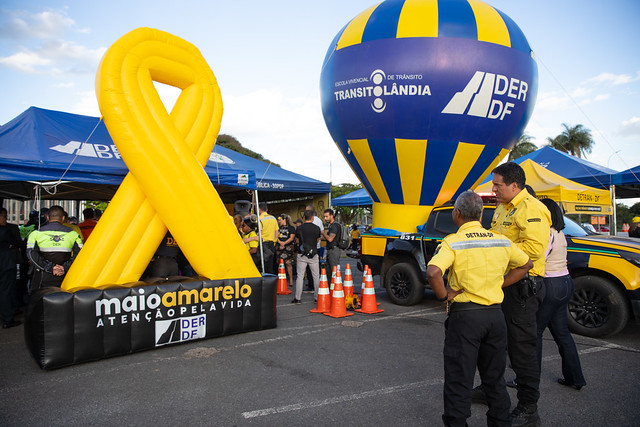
[233,203,355,304]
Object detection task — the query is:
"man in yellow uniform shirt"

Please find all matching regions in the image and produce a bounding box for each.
[258,203,278,274]
[427,190,533,427]
[488,162,551,427]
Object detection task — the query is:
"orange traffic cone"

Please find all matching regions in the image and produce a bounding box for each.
[310,268,331,313]
[356,266,384,314]
[360,265,369,301]
[329,265,337,292]
[361,266,380,307]
[276,258,292,295]
[343,263,354,297]
[324,269,354,318]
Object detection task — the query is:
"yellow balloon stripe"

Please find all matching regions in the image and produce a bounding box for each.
[397,0,439,39]
[62,28,259,291]
[434,142,485,206]
[336,3,381,50]
[348,138,391,204]
[395,138,428,205]
[470,147,510,191]
[468,0,511,47]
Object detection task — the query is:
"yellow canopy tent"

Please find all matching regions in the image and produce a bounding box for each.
[474,159,613,215]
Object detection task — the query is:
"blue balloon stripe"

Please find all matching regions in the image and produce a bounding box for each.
[437,0,477,40]
[323,23,348,66]
[495,9,531,54]
[339,139,381,204]
[362,0,405,43]
[456,145,502,193]
[420,140,459,205]
[368,138,404,204]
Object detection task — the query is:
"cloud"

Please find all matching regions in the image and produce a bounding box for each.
[578,93,610,106]
[0,8,76,40]
[0,8,104,74]
[534,92,571,111]
[0,51,51,72]
[619,117,640,137]
[69,91,100,118]
[587,72,640,86]
[53,82,75,88]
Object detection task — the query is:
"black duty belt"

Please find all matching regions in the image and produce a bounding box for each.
[449,302,502,313]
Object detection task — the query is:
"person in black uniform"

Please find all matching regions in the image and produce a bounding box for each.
[26,205,83,290]
[144,232,180,279]
[0,208,21,328]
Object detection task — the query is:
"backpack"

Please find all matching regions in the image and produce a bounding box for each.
[336,222,352,250]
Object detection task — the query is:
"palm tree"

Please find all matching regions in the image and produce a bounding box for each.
[508,133,537,161]
[546,123,594,158]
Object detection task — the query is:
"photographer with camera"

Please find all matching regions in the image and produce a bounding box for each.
[293,210,321,304]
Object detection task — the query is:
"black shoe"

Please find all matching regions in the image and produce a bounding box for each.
[2,320,21,329]
[511,404,540,427]
[506,378,518,388]
[290,299,301,304]
[558,378,584,390]
[470,385,487,405]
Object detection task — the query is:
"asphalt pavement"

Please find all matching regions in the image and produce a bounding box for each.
[1,256,639,426]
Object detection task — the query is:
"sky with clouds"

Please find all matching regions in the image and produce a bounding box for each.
[1,0,639,190]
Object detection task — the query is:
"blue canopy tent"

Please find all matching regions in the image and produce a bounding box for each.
[0,107,256,200]
[332,188,372,207]
[610,165,640,199]
[209,144,330,195]
[502,146,625,191]
[476,146,640,199]
[0,107,330,201]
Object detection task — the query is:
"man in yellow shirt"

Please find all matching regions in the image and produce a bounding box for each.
[487,162,551,427]
[258,203,278,274]
[427,190,532,427]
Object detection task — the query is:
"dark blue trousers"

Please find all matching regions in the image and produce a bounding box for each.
[502,277,545,408]
[443,305,511,427]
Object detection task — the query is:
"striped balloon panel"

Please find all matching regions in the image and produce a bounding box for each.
[335,0,532,55]
[348,137,508,205]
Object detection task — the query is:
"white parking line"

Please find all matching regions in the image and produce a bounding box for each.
[241,378,443,419]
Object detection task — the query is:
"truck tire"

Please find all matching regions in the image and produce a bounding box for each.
[384,262,424,306]
[568,275,629,338]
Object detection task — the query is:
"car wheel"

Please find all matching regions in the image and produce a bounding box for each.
[568,276,629,338]
[384,262,424,306]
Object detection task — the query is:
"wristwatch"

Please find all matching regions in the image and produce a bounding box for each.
[438,294,448,302]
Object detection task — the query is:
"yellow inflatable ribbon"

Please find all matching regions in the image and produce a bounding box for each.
[62,28,260,291]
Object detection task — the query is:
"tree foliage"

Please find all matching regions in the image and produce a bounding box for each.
[508,133,537,161]
[216,134,280,168]
[546,123,594,158]
[331,183,368,225]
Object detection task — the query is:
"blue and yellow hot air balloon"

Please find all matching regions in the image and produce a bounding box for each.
[320,0,538,232]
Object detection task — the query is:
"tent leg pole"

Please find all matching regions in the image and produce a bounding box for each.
[254,190,265,275]
[610,185,617,236]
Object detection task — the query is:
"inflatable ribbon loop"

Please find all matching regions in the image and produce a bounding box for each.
[62,28,259,291]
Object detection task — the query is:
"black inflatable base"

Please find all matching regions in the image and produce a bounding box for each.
[25,276,277,370]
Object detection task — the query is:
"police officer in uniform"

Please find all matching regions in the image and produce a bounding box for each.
[487,162,551,427]
[26,205,83,290]
[427,191,533,427]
